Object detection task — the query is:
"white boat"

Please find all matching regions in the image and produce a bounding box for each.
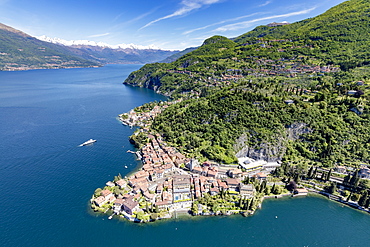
[79,139,96,146]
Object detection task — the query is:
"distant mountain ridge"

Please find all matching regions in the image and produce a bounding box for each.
[0,23,180,70]
[37,35,179,65]
[0,23,99,70]
[36,35,162,50]
[160,47,198,63]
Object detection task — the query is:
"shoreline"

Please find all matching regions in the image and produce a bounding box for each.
[1,64,101,72]
[90,103,294,223]
[91,102,370,223]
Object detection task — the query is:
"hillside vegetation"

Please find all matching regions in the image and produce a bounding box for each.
[124,0,370,167]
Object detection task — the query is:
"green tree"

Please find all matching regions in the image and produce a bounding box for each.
[347,192,353,202]
[326,182,336,194]
[364,198,370,209]
[358,191,368,207]
[249,198,255,210]
[320,171,326,181]
[271,184,276,194]
[94,188,102,197]
[313,167,318,178]
[350,193,360,202]
[264,186,271,195]
[113,186,121,196]
[326,168,332,181]
[343,174,351,186]
[212,203,220,213]
[350,170,359,186]
[307,166,314,178]
[238,198,243,208]
[244,199,250,210]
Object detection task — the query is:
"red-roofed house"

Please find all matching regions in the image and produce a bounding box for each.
[209,187,219,196]
[253,172,267,181]
[94,196,106,207]
[155,200,171,210]
[115,179,127,189]
[226,178,240,192]
[101,189,114,201]
[122,199,139,215]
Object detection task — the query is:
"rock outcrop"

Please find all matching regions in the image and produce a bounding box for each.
[234,123,312,162]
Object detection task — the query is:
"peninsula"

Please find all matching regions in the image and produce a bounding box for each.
[91,102,292,222]
[90,101,370,223]
[91,0,370,222]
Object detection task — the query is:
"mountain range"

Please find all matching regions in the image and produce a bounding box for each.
[0,23,179,71]
[0,23,98,70]
[36,35,161,50]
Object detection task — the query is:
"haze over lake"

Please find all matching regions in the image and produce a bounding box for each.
[1,65,369,246]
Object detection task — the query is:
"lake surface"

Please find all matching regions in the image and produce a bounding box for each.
[1,65,369,247]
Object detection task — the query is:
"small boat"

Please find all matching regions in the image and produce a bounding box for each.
[79,139,96,146]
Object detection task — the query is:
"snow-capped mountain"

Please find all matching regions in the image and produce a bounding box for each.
[36,35,161,50]
[34,35,178,65]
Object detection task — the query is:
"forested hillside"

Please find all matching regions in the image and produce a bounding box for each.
[125,0,370,168]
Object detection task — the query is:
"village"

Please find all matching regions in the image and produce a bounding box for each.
[92,103,301,222]
[90,131,290,222]
[165,38,342,91]
[92,99,370,222]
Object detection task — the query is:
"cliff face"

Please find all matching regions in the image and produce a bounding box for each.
[123,63,164,93]
[234,123,312,162]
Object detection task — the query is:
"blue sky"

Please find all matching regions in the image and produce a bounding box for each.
[0,0,346,50]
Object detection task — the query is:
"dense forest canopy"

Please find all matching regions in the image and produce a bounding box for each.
[125,0,370,167]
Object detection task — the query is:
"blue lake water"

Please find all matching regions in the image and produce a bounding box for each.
[1,64,369,247]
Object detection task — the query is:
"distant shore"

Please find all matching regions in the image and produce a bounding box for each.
[1,64,101,72]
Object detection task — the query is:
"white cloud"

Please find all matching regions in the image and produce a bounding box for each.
[126,9,158,25]
[183,12,261,35]
[140,0,223,30]
[258,1,272,7]
[88,33,110,38]
[214,7,316,32]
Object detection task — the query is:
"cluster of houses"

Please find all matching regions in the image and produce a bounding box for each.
[92,133,278,220]
[119,105,163,127]
[119,100,181,127]
[161,53,341,92]
[336,164,370,180]
[241,58,340,78]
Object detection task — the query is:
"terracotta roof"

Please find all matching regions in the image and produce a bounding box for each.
[94,196,105,205]
[123,199,138,210]
[115,179,126,187]
[114,198,124,205]
[173,175,191,186]
[155,200,170,206]
[296,188,308,193]
[226,178,240,186]
[101,189,112,198]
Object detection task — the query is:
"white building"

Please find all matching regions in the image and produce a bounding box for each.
[238,157,265,172]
